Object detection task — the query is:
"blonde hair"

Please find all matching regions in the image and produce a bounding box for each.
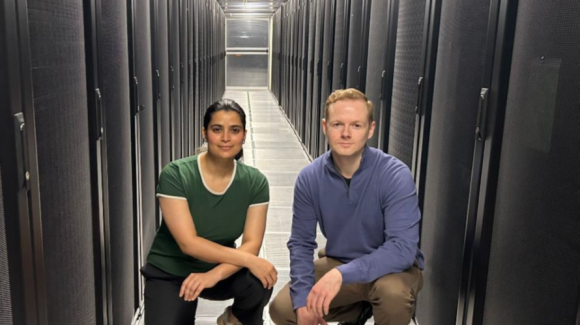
[325,88,374,122]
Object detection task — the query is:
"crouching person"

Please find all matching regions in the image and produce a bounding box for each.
[270,89,424,325]
[142,100,277,325]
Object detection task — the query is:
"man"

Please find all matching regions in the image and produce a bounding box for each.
[270,89,424,325]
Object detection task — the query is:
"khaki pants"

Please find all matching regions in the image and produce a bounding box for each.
[270,251,423,325]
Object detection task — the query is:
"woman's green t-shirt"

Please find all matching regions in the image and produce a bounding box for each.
[147,155,269,276]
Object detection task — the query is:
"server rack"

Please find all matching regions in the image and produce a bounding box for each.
[29,1,98,323]
[0,0,45,323]
[387,0,427,167]
[365,0,398,149]
[345,0,362,89]
[180,0,189,157]
[411,0,442,212]
[317,0,336,157]
[415,0,490,323]
[299,0,310,142]
[304,0,316,151]
[169,0,182,160]
[330,0,346,91]
[308,0,326,158]
[459,1,580,324]
[83,0,114,322]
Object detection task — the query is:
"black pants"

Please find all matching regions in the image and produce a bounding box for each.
[141,264,273,325]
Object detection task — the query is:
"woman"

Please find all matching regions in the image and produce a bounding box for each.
[141,99,277,325]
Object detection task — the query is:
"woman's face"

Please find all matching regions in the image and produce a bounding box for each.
[203,110,246,160]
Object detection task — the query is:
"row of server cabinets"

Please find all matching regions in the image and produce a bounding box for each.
[272,1,579,325]
[0,0,225,324]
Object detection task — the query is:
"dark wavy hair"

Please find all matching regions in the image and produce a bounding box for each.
[202,99,246,161]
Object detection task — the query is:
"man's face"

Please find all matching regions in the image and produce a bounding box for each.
[322,99,375,158]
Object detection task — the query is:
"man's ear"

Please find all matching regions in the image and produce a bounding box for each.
[368,121,376,140]
[322,118,327,136]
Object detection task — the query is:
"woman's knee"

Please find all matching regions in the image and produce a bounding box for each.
[240,269,274,300]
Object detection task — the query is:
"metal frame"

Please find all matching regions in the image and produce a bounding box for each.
[456,0,519,324]
[225,17,271,89]
[1,0,46,323]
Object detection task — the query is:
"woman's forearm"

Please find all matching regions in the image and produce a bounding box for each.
[209,241,262,280]
[180,236,255,268]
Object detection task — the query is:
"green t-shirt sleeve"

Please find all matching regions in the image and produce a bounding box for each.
[249,171,269,207]
[156,163,187,200]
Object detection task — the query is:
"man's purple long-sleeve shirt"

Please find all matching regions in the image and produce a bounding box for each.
[288,146,425,309]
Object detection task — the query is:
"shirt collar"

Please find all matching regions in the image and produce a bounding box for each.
[324,145,372,175]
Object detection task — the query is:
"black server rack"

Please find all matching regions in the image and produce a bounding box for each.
[318,0,336,157]
[330,0,347,91]
[127,0,157,310]
[0,1,44,323]
[88,0,137,322]
[299,0,310,141]
[345,0,365,90]
[287,1,295,121]
[458,1,580,324]
[194,0,201,147]
[365,0,398,149]
[308,0,326,158]
[387,0,426,168]
[169,0,182,160]
[180,0,189,157]
[156,0,171,168]
[289,1,296,126]
[415,0,491,323]
[28,1,97,323]
[294,0,303,132]
[304,0,316,151]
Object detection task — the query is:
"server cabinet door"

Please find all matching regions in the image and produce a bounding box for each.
[28,1,97,323]
[309,0,326,158]
[477,2,580,324]
[99,0,136,322]
[318,0,336,157]
[365,0,394,148]
[304,0,316,151]
[388,0,427,167]
[415,0,491,323]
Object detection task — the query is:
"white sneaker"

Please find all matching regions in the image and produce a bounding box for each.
[216,306,243,325]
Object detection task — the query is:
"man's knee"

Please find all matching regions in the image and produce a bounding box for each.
[269,287,296,325]
[370,275,416,314]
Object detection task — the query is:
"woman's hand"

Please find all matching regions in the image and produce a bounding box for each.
[179,272,220,301]
[247,256,278,289]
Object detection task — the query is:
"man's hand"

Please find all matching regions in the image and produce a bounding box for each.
[306,269,343,317]
[179,271,220,301]
[297,307,328,325]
